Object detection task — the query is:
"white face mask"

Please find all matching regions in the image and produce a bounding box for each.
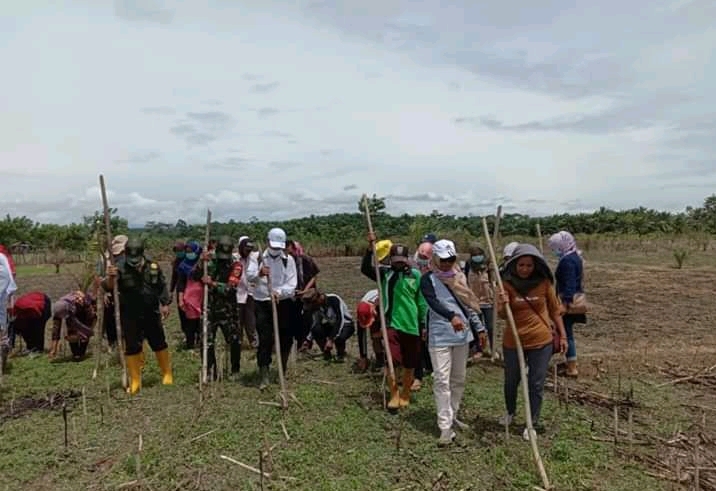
[268,247,282,257]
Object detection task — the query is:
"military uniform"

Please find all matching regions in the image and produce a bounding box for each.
[102,237,172,394]
[204,236,243,379]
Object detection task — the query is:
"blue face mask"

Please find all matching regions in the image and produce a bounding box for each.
[471,255,485,264]
[552,250,563,258]
[185,252,197,261]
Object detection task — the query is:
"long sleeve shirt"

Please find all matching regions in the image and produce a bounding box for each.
[51,295,94,341]
[236,251,260,303]
[0,254,17,328]
[247,250,297,302]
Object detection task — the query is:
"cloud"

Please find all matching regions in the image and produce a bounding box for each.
[114,0,174,25]
[114,150,161,164]
[169,110,236,147]
[262,130,292,138]
[250,81,280,93]
[141,106,175,116]
[256,107,280,118]
[343,184,357,191]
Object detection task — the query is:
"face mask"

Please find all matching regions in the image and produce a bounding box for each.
[185,252,197,261]
[126,256,142,268]
[471,255,485,264]
[175,251,185,260]
[268,247,282,257]
[553,250,563,258]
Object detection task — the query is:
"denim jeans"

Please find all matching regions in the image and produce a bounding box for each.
[563,315,577,361]
[503,343,552,425]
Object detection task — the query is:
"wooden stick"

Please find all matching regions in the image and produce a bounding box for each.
[482,217,551,490]
[220,454,271,479]
[188,429,217,443]
[280,420,290,440]
[99,175,127,390]
[536,223,544,254]
[266,274,288,410]
[491,205,503,362]
[82,386,87,416]
[201,209,211,384]
[361,194,396,383]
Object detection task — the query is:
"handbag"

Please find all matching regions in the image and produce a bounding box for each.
[566,292,588,315]
[518,288,561,355]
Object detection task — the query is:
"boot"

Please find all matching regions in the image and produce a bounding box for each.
[206,345,217,381]
[125,353,143,395]
[399,368,414,408]
[229,340,241,374]
[155,349,173,385]
[258,366,270,390]
[387,373,401,410]
[566,360,578,377]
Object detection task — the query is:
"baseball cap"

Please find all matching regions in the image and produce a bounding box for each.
[238,236,255,251]
[111,235,128,256]
[389,244,410,265]
[356,301,375,328]
[375,239,392,262]
[503,242,519,258]
[421,233,437,244]
[432,239,457,259]
[267,228,286,249]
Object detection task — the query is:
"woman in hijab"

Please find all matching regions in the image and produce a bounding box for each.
[497,243,567,440]
[420,239,486,446]
[464,243,495,360]
[548,231,586,377]
[176,241,203,349]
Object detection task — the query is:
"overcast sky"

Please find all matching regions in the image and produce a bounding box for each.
[1,0,713,226]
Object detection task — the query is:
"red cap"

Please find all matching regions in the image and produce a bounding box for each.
[356,301,375,328]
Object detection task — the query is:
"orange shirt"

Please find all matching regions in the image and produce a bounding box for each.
[498,280,560,350]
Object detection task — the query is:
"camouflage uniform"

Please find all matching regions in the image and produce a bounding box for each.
[205,236,243,379]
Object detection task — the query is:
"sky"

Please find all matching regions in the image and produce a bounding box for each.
[0,0,714,227]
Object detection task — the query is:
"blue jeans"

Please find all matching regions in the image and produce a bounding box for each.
[563,315,577,361]
[470,306,494,353]
[503,343,552,425]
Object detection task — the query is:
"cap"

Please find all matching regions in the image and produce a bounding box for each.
[432,239,457,259]
[111,234,128,256]
[375,239,393,262]
[421,233,437,244]
[238,236,255,251]
[503,242,519,258]
[356,301,375,328]
[267,228,286,249]
[389,244,410,264]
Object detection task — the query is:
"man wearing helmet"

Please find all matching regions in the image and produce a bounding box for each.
[201,235,244,380]
[103,237,173,395]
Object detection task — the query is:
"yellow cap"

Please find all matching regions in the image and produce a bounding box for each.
[375,239,393,262]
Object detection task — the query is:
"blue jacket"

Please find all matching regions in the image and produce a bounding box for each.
[420,272,476,347]
[554,252,583,304]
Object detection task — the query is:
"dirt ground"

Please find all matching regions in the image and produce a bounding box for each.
[2,252,715,490]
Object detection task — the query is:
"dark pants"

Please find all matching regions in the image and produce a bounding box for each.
[470,306,494,354]
[69,340,89,359]
[414,338,432,380]
[255,299,293,371]
[503,343,553,425]
[238,296,258,346]
[311,320,355,357]
[291,298,312,346]
[121,311,168,356]
[177,303,189,344]
[183,318,200,349]
[103,300,118,346]
[386,327,421,369]
[206,307,241,378]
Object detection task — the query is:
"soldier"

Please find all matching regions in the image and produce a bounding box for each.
[201,235,243,380]
[103,237,172,395]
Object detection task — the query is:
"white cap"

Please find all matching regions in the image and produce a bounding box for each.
[432,239,457,259]
[267,228,286,249]
[503,241,519,258]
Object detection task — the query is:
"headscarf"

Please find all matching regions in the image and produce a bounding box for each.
[502,243,553,297]
[172,240,186,263]
[548,231,579,258]
[430,239,482,311]
[178,241,202,276]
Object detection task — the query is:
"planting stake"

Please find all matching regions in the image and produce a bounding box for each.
[491,205,503,362]
[267,274,289,409]
[536,223,544,254]
[201,209,211,384]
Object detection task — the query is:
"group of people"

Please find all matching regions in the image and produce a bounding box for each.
[0,226,586,447]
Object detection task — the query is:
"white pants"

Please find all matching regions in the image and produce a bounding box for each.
[429,344,469,431]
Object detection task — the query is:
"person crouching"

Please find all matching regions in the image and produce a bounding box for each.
[354,289,385,372]
[301,288,354,362]
[49,291,96,361]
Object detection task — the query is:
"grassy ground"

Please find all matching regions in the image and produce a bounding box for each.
[1,251,715,490]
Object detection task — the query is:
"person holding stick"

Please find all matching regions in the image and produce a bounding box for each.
[463,244,495,360]
[103,238,173,395]
[245,227,297,390]
[496,243,567,439]
[361,237,427,410]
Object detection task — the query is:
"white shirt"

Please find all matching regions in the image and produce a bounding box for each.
[235,250,260,304]
[246,250,297,302]
[0,254,17,328]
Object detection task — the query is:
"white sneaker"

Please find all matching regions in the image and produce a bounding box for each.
[522,427,531,441]
[453,418,469,431]
[499,414,514,426]
[438,429,456,446]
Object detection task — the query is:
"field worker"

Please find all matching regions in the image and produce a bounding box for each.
[175,240,203,349]
[497,243,567,439]
[236,236,259,348]
[548,231,587,378]
[169,241,188,346]
[301,288,354,362]
[464,243,495,360]
[499,242,519,274]
[96,234,128,350]
[413,241,433,274]
[201,236,243,380]
[103,237,173,395]
[420,239,486,446]
[0,244,16,278]
[361,236,428,410]
[411,241,434,390]
[0,253,17,371]
[354,289,385,372]
[8,291,52,353]
[286,239,320,348]
[49,291,96,361]
[246,227,297,390]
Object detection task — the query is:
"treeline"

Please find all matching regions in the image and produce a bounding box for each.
[1,195,715,257]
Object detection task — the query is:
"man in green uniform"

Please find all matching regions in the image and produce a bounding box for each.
[103,237,172,395]
[202,235,243,380]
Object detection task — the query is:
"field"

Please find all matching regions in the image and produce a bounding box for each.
[1,239,715,491]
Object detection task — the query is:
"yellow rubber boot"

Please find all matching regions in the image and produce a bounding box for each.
[125,353,143,395]
[387,373,401,410]
[399,368,414,408]
[155,349,173,385]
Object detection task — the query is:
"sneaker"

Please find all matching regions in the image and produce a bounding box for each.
[453,418,469,431]
[499,413,514,426]
[522,424,545,441]
[438,429,456,446]
[522,427,531,441]
[411,379,422,391]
